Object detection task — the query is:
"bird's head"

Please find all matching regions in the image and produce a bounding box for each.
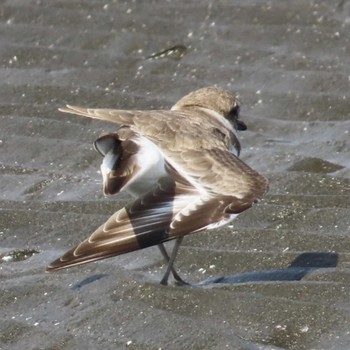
[172,87,247,132]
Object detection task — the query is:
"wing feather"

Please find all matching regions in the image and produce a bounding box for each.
[49,105,268,271]
[94,131,140,195]
[59,106,267,199]
[47,176,197,270]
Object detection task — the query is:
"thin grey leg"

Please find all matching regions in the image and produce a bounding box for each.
[158,242,188,285]
[159,237,186,286]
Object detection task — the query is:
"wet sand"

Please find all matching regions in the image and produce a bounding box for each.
[1,1,350,349]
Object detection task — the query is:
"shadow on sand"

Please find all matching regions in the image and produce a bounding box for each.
[200,252,338,286]
[70,252,338,289]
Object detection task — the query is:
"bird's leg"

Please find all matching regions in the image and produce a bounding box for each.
[158,242,187,285]
[159,237,187,286]
[158,244,181,280]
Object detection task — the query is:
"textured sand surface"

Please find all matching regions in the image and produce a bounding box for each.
[1,1,350,349]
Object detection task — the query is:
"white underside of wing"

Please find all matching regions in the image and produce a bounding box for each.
[126,137,168,197]
[101,135,168,198]
[100,152,118,190]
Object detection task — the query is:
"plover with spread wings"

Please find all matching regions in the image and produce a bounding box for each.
[47,87,268,285]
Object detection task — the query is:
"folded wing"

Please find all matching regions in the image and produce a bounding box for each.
[60,106,268,199]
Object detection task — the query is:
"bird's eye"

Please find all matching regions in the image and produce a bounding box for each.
[229,104,246,131]
[229,105,240,118]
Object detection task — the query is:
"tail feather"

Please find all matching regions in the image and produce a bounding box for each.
[59,105,136,125]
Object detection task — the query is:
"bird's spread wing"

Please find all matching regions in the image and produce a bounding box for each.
[47,152,267,271]
[48,106,268,271]
[47,174,213,271]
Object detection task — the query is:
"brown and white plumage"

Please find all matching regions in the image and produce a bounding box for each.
[47,87,268,284]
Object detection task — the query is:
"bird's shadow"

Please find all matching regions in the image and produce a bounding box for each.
[198,252,338,286]
[71,273,109,290]
[70,252,338,290]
